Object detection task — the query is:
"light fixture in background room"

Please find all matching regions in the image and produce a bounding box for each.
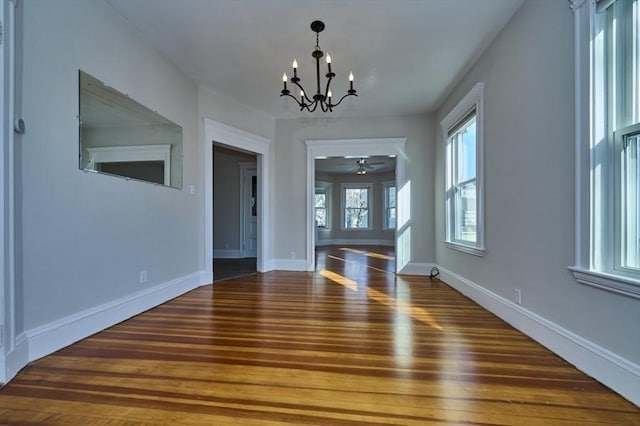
[280,20,357,112]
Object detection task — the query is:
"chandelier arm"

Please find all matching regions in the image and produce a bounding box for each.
[291,80,314,104]
[280,92,307,109]
[323,75,334,106]
[331,92,358,108]
[308,101,319,113]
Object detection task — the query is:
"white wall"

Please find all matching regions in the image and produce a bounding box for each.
[435,0,639,403]
[19,0,201,334]
[274,114,434,267]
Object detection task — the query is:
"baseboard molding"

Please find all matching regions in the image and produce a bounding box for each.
[316,239,394,247]
[0,332,29,384]
[200,270,213,286]
[398,262,434,276]
[25,271,205,365]
[271,259,309,271]
[438,266,640,407]
[213,249,243,259]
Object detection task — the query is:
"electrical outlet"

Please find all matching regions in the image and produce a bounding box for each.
[515,289,522,305]
[140,270,148,284]
[291,251,296,259]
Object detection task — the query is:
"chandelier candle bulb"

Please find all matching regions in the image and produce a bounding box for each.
[292,59,298,77]
[326,53,332,73]
[282,73,288,91]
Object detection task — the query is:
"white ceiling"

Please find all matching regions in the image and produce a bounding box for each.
[105,0,524,119]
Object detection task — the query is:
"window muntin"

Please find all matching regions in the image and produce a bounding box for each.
[315,188,327,228]
[384,184,396,230]
[342,184,371,230]
[615,124,640,271]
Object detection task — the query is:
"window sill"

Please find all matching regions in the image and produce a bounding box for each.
[340,228,373,232]
[443,240,485,257]
[569,267,640,299]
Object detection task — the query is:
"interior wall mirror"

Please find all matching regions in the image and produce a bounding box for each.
[78,70,183,188]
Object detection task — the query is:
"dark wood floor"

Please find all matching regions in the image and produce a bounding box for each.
[213,257,257,282]
[0,245,638,424]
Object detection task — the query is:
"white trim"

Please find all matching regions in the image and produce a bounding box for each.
[568,0,588,12]
[440,82,485,256]
[204,118,271,273]
[570,266,640,299]
[439,266,640,406]
[238,162,257,258]
[305,138,407,272]
[443,240,486,257]
[316,239,394,247]
[0,271,208,384]
[212,249,244,259]
[0,0,18,383]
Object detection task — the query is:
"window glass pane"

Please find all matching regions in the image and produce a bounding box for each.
[315,208,326,227]
[459,119,477,183]
[387,207,396,229]
[346,188,368,208]
[455,181,477,243]
[388,186,396,207]
[621,132,640,269]
[345,208,368,228]
[314,192,325,208]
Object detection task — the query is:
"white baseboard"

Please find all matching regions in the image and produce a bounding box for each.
[24,271,205,366]
[200,270,213,286]
[0,332,29,384]
[438,266,640,407]
[398,262,434,276]
[213,249,243,259]
[271,259,309,271]
[316,239,394,247]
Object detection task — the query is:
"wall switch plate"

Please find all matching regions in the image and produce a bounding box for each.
[515,289,522,305]
[140,270,148,284]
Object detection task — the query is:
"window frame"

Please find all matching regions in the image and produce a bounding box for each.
[570,0,640,299]
[440,82,485,256]
[382,181,397,230]
[314,181,331,229]
[341,182,373,231]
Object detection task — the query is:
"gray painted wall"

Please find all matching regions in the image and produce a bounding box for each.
[19,0,201,330]
[435,0,639,366]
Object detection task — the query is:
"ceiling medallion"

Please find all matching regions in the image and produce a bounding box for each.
[280,20,357,112]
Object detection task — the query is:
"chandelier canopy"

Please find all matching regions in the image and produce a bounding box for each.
[280,20,357,112]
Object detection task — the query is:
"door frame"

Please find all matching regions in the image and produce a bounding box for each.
[239,162,257,258]
[204,118,271,277]
[305,138,407,272]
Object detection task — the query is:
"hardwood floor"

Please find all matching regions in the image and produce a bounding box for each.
[0,245,637,425]
[213,257,257,282]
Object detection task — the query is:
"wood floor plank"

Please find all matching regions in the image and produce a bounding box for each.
[0,246,637,425]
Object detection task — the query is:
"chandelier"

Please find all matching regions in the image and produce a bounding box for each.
[280,20,357,112]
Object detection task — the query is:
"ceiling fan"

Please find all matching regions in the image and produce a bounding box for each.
[355,158,384,175]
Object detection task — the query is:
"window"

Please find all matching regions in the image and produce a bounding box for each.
[315,188,327,228]
[341,184,372,230]
[383,183,396,230]
[571,0,640,297]
[440,82,485,256]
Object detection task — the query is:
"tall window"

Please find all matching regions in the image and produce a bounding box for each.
[342,184,371,230]
[315,188,327,228]
[383,183,396,230]
[441,83,485,255]
[572,0,640,297]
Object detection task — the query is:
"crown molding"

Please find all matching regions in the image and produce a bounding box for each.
[568,0,588,12]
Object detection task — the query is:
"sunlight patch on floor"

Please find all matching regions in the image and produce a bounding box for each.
[327,254,391,274]
[319,268,444,331]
